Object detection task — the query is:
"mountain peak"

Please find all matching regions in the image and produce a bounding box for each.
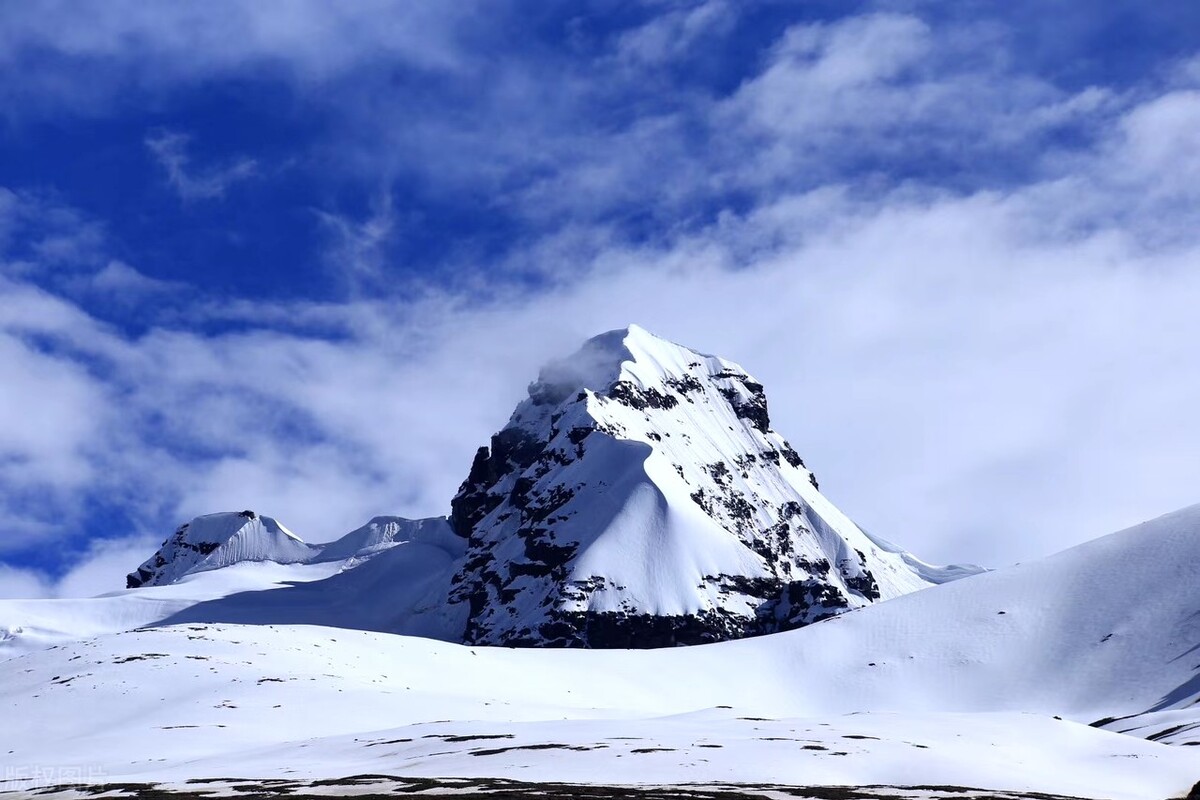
[513,326,764,438]
[523,325,699,409]
[448,326,969,647]
[126,511,314,588]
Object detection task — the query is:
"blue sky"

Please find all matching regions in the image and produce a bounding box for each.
[2,0,1200,596]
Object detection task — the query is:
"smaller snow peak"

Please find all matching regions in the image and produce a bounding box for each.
[126,511,313,588]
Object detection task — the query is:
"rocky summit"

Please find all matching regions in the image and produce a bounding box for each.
[445,325,971,647]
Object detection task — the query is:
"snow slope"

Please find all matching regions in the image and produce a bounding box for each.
[0,514,461,658]
[3,505,1199,798]
[157,523,467,640]
[0,561,346,658]
[449,325,976,646]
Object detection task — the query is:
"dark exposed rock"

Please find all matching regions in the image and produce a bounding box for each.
[770,578,851,628]
[127,566,154,589]
[664,374,704,395]
[779,443,804,468]
[451,428,549,537]
[450,447,502,537]
[727,388,771,434]
[566,608,756,648]
[126,521,247,588]
[843,570,881,601]
[608,381,679,411]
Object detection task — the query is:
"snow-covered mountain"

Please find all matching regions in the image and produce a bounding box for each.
[448,325,973,646]
[101,326,976,650]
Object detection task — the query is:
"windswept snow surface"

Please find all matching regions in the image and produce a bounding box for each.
[3,506,1200,798]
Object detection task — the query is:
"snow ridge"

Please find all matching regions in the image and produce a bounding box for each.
[127,511,457,589]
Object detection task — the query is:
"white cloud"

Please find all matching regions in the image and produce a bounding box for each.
[7,160,1200,570]
[54,534,160,598]
[145,130,258,202]
[0,329,109,498]
[0,1,478,117]
[716,12,1113,195]
[89,260,185,297]
[0,534,158,599]
[1114,90,1200,192]
[0,240,1190,580]
[0,564,51,599]
[613,1,734,66]
[312,193,397,293]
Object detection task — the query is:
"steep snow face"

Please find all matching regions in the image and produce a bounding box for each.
[449,325,975,647]
[127,511,316,588]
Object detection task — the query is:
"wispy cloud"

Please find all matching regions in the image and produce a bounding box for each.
[89,260,184,297]
[0,2,478,118]
[612,0,734,67]
[312,193,397,293]
[145,130,258,201]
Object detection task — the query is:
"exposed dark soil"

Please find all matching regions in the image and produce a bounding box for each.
[0,774,1107,800]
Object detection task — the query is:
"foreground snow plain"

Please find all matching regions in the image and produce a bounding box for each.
[3,507,1200,799]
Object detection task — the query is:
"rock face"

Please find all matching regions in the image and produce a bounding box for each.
[447,325,972,647]
[127,511,316,588]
